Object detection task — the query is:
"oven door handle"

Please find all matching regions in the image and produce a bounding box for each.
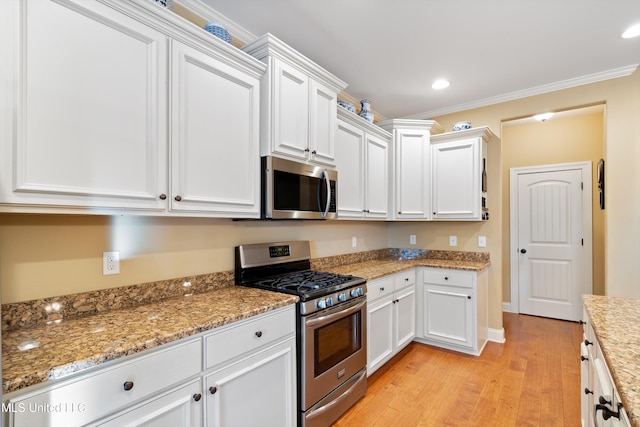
[306,298,366,327]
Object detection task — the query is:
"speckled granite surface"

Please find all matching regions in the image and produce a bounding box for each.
[2,287,297,394]
[1,248,488,396]
[583,295,640,427]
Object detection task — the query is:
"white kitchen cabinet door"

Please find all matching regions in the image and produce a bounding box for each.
[335,110,391,220]
[394,285,416,351]
[430,127,495,221]
[423,283,474,348]
[309,79,338,167]
[269,58,310,161]
[335,119,366,218]
[431,138,480,220]
[170,40,261,217]
[364,133,389,219]
[0,0,168,212]
[204,339,296,427]
[366,270,416,375]
[96,379,202,427]
[367,295,394,375]
[394,128,430,219]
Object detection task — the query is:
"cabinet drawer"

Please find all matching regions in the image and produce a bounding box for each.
[394,270,415,290]
[8,339,202,427]
[423,268,474,288]
[205,306,295,369]
[366,276,395,302]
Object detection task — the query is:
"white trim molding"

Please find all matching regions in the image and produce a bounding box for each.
[488,328,506,344]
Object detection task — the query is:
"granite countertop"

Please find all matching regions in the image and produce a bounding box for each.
[583,295,640,427]
[2,287,297,394]
[2,251,489,396]
[325,258,490,281]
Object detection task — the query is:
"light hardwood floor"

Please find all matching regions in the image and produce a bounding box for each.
[332,312,582,427]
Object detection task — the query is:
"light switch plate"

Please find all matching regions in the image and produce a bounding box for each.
[410,235,416,245]
[478,236,487,247]
[449,236,457,247]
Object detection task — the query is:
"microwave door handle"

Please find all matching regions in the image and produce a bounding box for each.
[322,169,331,218]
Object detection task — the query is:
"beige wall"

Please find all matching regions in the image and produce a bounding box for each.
[404,70,640,331]
[502,111,606,300]
[0,215,388,303]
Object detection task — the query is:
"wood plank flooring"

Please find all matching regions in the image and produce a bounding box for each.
[332,313,582,427]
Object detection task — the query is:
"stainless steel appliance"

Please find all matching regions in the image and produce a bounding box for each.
[262,156,337,220]
[235,241,367,427]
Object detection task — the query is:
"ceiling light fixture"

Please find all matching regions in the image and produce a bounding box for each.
[621,23,640,39]
[432,79,450,90]
[533,112,554,122]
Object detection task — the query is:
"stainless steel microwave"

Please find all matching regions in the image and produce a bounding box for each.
[262,156,337,220]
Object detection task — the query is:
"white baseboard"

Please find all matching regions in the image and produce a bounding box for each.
[488,327,505,343]
[502,302,512,312]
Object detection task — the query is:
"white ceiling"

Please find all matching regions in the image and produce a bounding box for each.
[199,0,640,120]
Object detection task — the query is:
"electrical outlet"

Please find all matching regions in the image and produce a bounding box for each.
[449,236,457,247]
[103,251,120,275]
[478,236,487,248]
[352,237,357,248]
[409,235,416,245]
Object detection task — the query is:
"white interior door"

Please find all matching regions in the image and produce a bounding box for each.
[510,163,592,322]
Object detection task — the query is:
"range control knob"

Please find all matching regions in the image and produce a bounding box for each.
[338,293,346,302]
[326,297,334,307]
[350,289,359,297]
[317,299,326,309]
[357,288,364,296]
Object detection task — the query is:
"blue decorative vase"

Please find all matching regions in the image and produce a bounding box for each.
[204,21,232,44]
[360,99,374,123]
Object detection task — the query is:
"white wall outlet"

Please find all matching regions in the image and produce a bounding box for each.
[409,235,416,245]
[449,236,457,247]
[352,236,357,248]
[478,236,487,248]
[103,251,120,275]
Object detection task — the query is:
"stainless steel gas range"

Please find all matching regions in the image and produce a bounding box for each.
[235,241,367,427]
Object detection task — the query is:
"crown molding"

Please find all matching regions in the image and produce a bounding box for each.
[405,64,639,119]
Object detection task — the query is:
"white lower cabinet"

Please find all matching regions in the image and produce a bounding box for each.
[204,340,295,427]
[581,312,631,427]
[6,338,202,427]
[367,270,416,376]
[4,306,296,427]
[416,267,488,356]
[97,379,202,427]
[203,306,296,427]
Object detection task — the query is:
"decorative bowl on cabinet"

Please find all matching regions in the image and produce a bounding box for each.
[453,121,471,131]
[204,21,232,44]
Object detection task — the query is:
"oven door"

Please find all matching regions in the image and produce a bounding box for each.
[301,296,367,411]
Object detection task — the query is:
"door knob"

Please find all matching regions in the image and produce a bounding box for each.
[520,249,527,254]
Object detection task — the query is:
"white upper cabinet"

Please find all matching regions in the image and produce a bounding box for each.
[170,40,261,217]
[430,127,496,221]
[379,119,443,220]
[0,0,266,217]
[335,108,390,219]
[242,33,347,167]
[0,0,169,212]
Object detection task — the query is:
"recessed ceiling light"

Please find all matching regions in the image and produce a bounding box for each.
[621,23,640,39]
[533,112,554,122]
[432,79,450,90]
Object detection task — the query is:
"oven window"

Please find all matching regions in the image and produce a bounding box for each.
[314,311,361,376]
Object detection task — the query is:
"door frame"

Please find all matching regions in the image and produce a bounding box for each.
[509,161,593,315]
